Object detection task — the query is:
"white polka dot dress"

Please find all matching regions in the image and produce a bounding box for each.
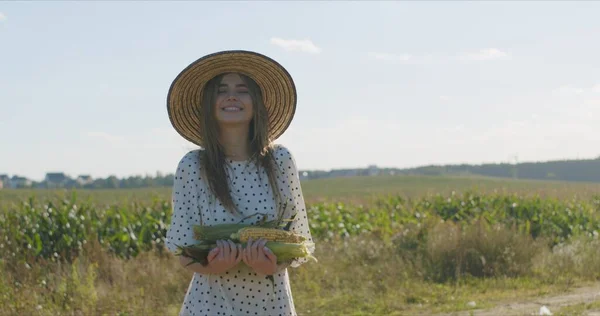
[166,144,314,316]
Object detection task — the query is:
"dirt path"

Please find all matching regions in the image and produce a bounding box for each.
[436,282,600,316]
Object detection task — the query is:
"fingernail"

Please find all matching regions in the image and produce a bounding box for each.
[263,247,269,252]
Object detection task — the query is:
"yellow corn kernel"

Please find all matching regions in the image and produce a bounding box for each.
[231,227,306,243]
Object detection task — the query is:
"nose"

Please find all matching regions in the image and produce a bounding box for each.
[226,93,239,101]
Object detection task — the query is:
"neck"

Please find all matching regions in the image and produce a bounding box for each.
[218,125,250,161]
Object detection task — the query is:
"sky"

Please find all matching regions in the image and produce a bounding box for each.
[1,1,600,182]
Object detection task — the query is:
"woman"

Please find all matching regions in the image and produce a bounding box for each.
[165,50,314,316]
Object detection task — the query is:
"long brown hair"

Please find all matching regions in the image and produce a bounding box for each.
[198,72,282,215]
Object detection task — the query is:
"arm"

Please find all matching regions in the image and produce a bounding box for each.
[241,146,314,275]
[179,246,242,275]
[274,145,315,268]
[165,151,243,275]
[165,151,200,255]
[180,256,217,274]
[165,151,212,273]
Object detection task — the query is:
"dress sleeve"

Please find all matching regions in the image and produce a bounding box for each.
[274,145,315,268]
[165,150,202,254]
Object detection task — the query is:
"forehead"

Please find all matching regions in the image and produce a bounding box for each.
[220,72,245,84]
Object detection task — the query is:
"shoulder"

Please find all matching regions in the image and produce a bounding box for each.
[175,149,204,174]
[270,143,298,169]
[272,144,292,158]
[271,143,294,160]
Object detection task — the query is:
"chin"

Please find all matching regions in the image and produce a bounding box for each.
[216,117,253,127]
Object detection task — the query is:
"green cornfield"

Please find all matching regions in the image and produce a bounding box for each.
[2,176,600,315]
[2,187,600,265]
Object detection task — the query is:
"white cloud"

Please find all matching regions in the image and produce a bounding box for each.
[439,96,451,102]
[458,48,510,61]
[0,12,6,22]
[368,52,440,65]
[270,37,321,54]
[368,52,412,62]
[85,131,126,144]
[593,84,600,93]
[369,48,509,65]
[553,84,585,97]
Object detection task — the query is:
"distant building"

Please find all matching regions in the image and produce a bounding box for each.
[76,175,93,186]
[10,175,32,188]
[0,174,8,189]
[45,172,69,188]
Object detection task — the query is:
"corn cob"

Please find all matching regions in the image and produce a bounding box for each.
[193,223,249,241]
[174,241,316,266]
[230,227,306,243]
[193,216,285,241]
[263,241,316,262]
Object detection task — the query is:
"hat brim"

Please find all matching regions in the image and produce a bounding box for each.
[167,50,297,147]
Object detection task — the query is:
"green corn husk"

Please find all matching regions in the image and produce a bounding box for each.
[266,241,315,261]
[192,214,295,242]
[193,223,250,242]
[175,241,317,267]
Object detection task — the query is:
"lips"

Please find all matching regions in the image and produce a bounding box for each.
[221,105,243,112]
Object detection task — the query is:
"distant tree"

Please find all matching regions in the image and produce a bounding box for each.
[106,176,119,189]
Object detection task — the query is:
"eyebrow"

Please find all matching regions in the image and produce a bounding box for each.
[218,84,248,88]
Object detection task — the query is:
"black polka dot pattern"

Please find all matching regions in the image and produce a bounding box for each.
[166,145,314,316]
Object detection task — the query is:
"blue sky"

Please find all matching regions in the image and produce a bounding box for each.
[1,2,600,181]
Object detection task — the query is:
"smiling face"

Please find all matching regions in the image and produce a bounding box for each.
[196,70,282,215]
[213,73,254,127]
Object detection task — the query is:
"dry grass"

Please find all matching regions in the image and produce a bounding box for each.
[532,235,600,282]
[1,238,189,315]
[3,175,600,315]
[3,230,600,316]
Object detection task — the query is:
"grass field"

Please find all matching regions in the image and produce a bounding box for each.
[2,174,600,315]
[300,174,600,202]
[4,174,600,206]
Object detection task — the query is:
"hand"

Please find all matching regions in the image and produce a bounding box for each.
[205,240,243,274]
[242,238,278,275]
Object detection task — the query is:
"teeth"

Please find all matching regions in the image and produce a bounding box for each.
[223,107,241,112]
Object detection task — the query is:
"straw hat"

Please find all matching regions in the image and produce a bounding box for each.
[166,50,297,147]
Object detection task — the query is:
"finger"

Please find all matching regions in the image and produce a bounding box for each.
[256,242,265,262]
[258,239,269,256]
[217,240,225,260]
[227,240,237,261]
[242,245,249,265]
[207,247,220,262]
[259,239,269,255]
[222,240,231,258]
[235,244,244,264]
[246,237,254,262]
[246,237,253,256]
[222,240,230,259]
[251,239,260,261]
[263,246,277,264]
[252,238,262,260]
